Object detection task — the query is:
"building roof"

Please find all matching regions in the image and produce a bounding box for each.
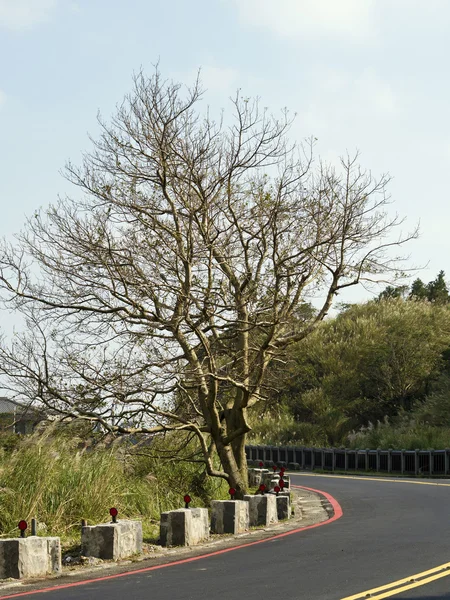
[0,397,44,420]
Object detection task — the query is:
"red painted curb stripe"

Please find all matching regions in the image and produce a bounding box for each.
[0,485,343,599]
[292,484,344,522]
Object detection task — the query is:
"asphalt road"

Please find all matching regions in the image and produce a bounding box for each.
[4,473,450,600]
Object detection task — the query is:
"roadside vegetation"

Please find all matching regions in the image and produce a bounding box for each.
[0,423,228,541]
[249,273,450,450]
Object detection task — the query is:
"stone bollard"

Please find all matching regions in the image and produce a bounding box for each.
[210,500,249,535]
[0,537,61,579]
[243,494,278,527]
[281,475,290,489]
[262,472,290,490]
[248,468,269,487]
[81,520,143,560]
[160,508,209,547]
[275,495,290,520]
[261,472,275,487]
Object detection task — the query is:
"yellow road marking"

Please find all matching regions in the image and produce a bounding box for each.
[291,472,450,487]
[341,562,450,599]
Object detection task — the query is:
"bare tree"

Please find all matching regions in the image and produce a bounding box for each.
[0,70,415,495]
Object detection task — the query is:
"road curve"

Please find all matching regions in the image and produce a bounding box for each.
[2,473,450,600]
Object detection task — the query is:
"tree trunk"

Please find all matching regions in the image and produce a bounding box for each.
[215,438,249,499]
[219,408,249,498]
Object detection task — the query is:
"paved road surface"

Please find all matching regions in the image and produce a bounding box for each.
[3,473,450,600]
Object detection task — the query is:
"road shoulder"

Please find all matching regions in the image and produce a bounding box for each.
[0,487,332,598]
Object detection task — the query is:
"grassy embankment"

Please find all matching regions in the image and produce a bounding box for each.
[0,424,228,545]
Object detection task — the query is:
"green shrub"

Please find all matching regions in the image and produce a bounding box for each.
[248,412,330,447]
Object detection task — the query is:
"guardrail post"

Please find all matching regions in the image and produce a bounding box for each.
[332,449,336,472]
[430,450,434,475]
[365,449,369,472]
[445,450,449,476]
[376,449,380,472]
[344,449,348,472]
[401,450,405,475]
[415,449,420,475]
[388,449,392,473]
[311,448,315,471]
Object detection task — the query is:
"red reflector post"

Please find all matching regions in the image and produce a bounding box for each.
[109,507,118,523]
[18,520,27,538]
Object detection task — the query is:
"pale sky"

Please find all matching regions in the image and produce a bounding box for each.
[0,0,449,329]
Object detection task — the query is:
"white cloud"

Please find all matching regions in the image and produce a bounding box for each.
[231,0,375,41]
[0,0,58,31]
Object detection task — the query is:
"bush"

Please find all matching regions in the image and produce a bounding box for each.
[248,412,330,447]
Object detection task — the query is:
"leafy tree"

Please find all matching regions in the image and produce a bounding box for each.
[0,70,413,494]
[409,277,429,300]
[413,372,450,427]
[427,270,449,304]
[280,299,450,440]
[409,271,449,303]
[378,284,408,301]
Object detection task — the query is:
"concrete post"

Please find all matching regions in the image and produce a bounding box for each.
[81,520,143,560]
[243,494,278,527]
[0,537,61,579]
[160,508,209,547]
[211,501,249,534]
[275,495,290,521]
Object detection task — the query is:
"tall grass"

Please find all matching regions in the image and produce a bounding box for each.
[348,420,450,450]
[0,425,227,540]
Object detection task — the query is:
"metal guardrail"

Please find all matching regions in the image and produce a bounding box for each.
[245,444,450,476]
